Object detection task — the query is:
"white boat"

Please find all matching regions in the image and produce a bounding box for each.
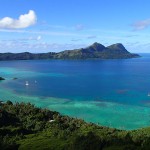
[25,81,29,86]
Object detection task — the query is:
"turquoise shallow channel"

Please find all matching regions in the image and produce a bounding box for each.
[1,54,150,130]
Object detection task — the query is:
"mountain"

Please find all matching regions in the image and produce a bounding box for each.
[55,42,140,59]
[0,42,140,60]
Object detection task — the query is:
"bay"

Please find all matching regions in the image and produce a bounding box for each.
[1,54,150,130]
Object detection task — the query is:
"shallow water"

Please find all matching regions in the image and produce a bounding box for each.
[1,54,150,130]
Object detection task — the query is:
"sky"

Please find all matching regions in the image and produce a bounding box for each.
[0,0,150,53]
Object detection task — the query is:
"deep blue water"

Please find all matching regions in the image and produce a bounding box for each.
[1,54,150,129]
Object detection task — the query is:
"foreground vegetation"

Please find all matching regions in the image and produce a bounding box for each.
[0,101,150,150]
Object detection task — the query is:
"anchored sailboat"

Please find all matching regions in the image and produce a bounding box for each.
[25,81,29,86]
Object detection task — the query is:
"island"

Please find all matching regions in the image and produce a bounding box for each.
[0,101,150,150]
[54,42,140,59]
[0,77,5,80]
[0,42,140,61]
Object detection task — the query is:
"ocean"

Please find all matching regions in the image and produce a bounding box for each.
[0,54,150,130]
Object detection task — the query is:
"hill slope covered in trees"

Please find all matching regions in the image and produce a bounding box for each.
[0,101,150,150]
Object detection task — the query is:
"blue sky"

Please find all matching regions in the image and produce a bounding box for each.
[0,0,150,53]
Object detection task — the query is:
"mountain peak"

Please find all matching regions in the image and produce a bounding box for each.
[91,42,104,46]
[92,42,101,46]
[107,43,127,51]
[89,42,105,51]
[114,43,126,49]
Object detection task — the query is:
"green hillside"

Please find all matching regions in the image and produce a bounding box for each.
[55,43,139,59]
[0,101,150,150]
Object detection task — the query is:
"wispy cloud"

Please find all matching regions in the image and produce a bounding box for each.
[124,34,138,38]
[75,24,85,31]
[0,40,87,53]
[87,35,97,39]
[125,42,140,46]
[21,36,42,41]
[40,22,86,32]
[0,28,83,37]
[39,22,67,30]
[37,35,41,40]
[0,10,37,29]
[1,35,42,43]
[71,39,82,42]
[132,18,150,30]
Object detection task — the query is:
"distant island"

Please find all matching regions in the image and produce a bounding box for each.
[0,77,5,80]
[0,42,140,61]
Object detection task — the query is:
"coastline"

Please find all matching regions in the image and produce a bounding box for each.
[1,101,150,150]
[1,57,150,130]
[1,86,150,130]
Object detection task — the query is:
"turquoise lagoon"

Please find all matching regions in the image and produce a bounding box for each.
[1,54,150,130]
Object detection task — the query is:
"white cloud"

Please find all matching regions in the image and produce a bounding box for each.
[132,19,150,30]
[0,10,37,29]
[37,35,41,40]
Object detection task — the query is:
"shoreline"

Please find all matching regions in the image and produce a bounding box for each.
[1,100,150,149]
[1,93,150,131]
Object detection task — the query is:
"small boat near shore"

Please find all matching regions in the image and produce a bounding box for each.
[25,81,29,86]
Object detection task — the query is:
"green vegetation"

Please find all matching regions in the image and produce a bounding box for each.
[0,101,150,150]
[0,43,140,61]
[54,43,139,59]
[0,52,55,61]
